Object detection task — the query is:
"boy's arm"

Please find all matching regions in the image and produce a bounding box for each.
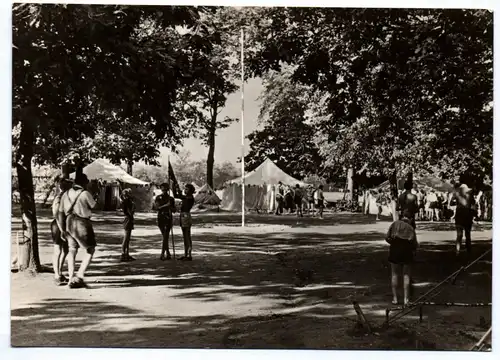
[385,223,394,244]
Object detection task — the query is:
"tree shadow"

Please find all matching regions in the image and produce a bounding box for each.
[11,212,492,349]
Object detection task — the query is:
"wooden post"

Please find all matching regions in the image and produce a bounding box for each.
[353,301,372,333]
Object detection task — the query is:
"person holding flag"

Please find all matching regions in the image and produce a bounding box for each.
[154,182,176,261]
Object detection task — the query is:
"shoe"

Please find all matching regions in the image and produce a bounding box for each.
[127,255,136,261]
[54,275,67,286]
[68,277,87,289]
[120,254,130,262]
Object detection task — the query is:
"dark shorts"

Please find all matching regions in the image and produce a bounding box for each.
[389,240,415,265]
[316,200,324,208]
[429,201,438,209]
[455,209,474,228]
[294,197,303,205]
[123,216,134,231]
[50,219,68,250]
[66,214,96,250]
[418,201,424,209]
[157,213,173,232]
[180,212,192,228]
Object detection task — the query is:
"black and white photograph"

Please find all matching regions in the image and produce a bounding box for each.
[7,0,494,354]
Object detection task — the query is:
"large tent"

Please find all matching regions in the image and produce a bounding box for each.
[223,158,308,212]
[227,158,307,187]
[70,159,153,211]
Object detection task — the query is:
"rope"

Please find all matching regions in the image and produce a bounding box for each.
[387,247,492,324]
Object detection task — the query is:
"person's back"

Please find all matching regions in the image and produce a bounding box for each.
[61,185,96,219]
[398,190,418,216]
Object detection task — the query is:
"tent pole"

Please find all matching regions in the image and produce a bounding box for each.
[241,27,245,227]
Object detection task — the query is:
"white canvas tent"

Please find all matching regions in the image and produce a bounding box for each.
[70,159,152,211]
[70,158,148,185]
[223,158,308,212]
[227,158,307,187]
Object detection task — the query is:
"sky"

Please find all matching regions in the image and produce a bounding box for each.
[160,77,264,166]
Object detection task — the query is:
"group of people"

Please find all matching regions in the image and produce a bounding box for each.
[50,173,196,288]
[385,181,478,306]
[274,182,325,219]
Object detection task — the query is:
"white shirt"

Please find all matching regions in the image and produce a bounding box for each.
[61,185,96,219]
[314,189,324,200]
[426,193,438,202]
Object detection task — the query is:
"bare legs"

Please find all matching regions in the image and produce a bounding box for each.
[181,227,192,259]
[391,263,412,305]
[121,229,134,260]
[67,245,95,287]
[52,244,68,281]
[160,226,172,260]
[456,224,472,255]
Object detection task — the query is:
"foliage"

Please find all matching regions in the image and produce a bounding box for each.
[13,3,213,168]
[244,69,324,180]
[244,8,493,186]
[174,7,240,188]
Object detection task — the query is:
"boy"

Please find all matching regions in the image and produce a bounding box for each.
[386,210,418,306]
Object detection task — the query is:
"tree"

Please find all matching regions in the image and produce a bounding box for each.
[244,69,324,180]
[245,8,492,218]
[176,8,242,189]
[12,3,210,271]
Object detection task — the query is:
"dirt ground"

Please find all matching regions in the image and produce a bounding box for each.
[10,210,492,350]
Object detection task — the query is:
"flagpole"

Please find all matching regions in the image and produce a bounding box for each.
[168,153,175,259]
[240,27,245,228]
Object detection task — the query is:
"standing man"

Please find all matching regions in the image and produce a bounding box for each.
[307,185,316,215]
[155,183,176,261]
[294,184,304,218]
[120,188,136,262]
[397,181,418,228]
[51,178,72,286]
[376,189,384,221]
[451,183,476,256]
[315,185,325,219]
[275,181,284,215]
[60,173,97,289]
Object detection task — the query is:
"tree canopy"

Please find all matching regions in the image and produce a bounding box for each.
[244,8,493,187]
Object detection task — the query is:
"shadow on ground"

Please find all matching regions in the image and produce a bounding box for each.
[10,212,492,349]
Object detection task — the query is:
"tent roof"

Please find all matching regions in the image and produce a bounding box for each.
[228,158,307,187]
[195,183,221,205]
[70,159,148,185]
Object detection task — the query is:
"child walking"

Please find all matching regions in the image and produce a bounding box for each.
[51,178,72,286]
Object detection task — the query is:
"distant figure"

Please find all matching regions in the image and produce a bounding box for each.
[416,189,425,221]
[307,185,316,215]
[275,181,284,215]
[386,210,418,306]
[375,189,384,221]
[154,183,176,261]
[174,183,196,261]
[294,184,304,217]
[50,179,72,286]
[284,185,294,213]
[120,188,135,262]
[450,183,476,256]
[315,185,325,219]
[397,181,418,228]
[427,190,439,221]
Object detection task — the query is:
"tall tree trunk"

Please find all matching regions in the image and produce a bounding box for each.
[126,160,133,175]
[14,122,41,272]
[389,170,399,221]
[206,114,217,189]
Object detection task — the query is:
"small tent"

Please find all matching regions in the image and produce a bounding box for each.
[223,158,308,212]
[194,183,221,208]
[70,159,153,211]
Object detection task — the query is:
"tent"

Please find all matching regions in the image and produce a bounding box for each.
[223,158,308,212]
[227,158,307,187]
[195,184,221,206]
[70,159,153,211]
